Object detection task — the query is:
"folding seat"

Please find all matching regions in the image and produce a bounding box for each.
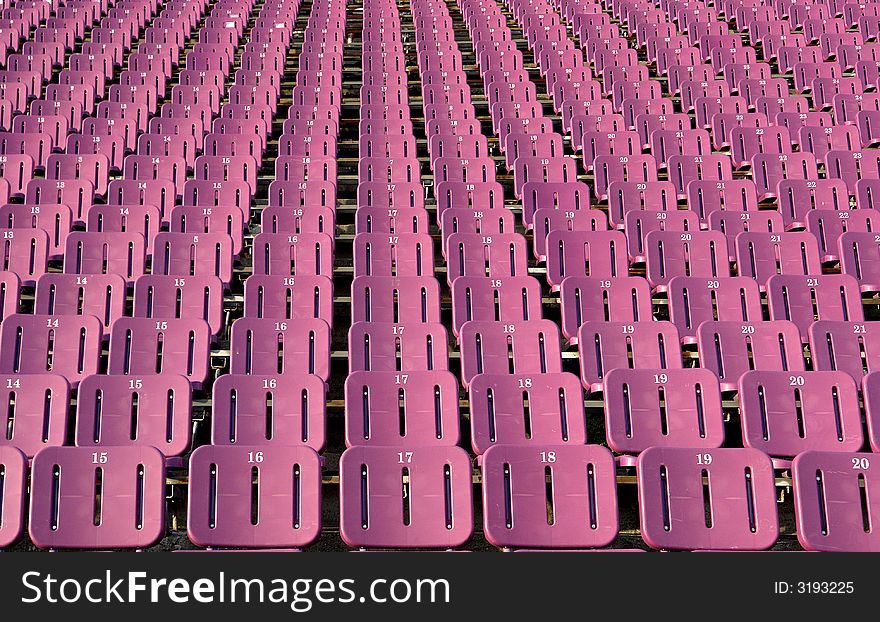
[214,118,269,144]
[790,451,880,552]
[710,208,787,262]
[353,203,426,235]
[459,319,562,390]
[0,446,25,547]
[648,128,712,168]
[558,274,652,341]
[800,125,862,166]
[348,317,448,371]
[755,95,811,118]
[261,205,335,239]
[345,369,459,447]
[0,371,68,459]
[750,152,819,200]
[425,118,481,139]
[108,317,211,389]
[793,61,842,92]
[440,199,514,244]
[105,179,176,220]
[826,150,880,194]
[488,101,544,138]
[352,232,433,278]
[12,114,71,146]
[171,82,222,120]
[835,92,880,126]
[29,446,165,549]
[644,230,730,290]
[551,79,603,112]
[210,369,326,452]
[735,231,823,286]
[435,181,505,221]
[656,47,703,78]
[360,156,421,185]
[835,230,880,291]
[766,273,863,341]
[611,80,664,112]
[634,112,691,150]
[75,374,191,459]
[110,82,158,113]
[513,155,580,200]
[685,179,759,224]
[150,229,234,284]
[433,156,495,187]
[812,76,863,110]
[667,276,763,342]
[352,276,441,325]
[46,153,111,199]
[63,231,147,285]
[696,318,805,391]
[123,154,187,196]
[26,177,94,223]
[0,268,17,318]
[34,271,126,330]
[136,132,199,166]
[637,447,778,550]
[0,129,54,170]
[569,114,628,151]
[666,64,715,96]
[0,314,101,386]
[0,153,32,198]
[708,111,767,152]
[66,132,127,173]
[592,154,658,201]
[739,370,863,457]
[593,47,638,78]
[809,319,880,384]
[278,132,335,160]
[242,272,333,327]
[132,274,225,338]
[503,133,564,171]
[604,367,725,454]
[577,320,682,393]
[710,45,757,74]
[356,182,422,213]
[227,102,276,126]
[531,204,607,260]
[445,232,528,286]
[427,134,488,169]
[857,110,880,147]
[775,45,822,76]
[481,443,618,550]
[167,197,245,251]
[339,445,472,549]
[450,276,542,337]
[691,95,745,131]
[856,177,880,210]
[249,230,332,278]
[485,80,538,106]
[187,444,321,549]
[727,125,791,169]
[0,201,72,259]
[230,317,331,382]
[604,180,674,228]
[806,208,880,261]
[561,99,614,134]
[668,154,733,198]
[195,155,260,196]
[545,229,628,290]
[96,101,148,135]
[721,61,773,92]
